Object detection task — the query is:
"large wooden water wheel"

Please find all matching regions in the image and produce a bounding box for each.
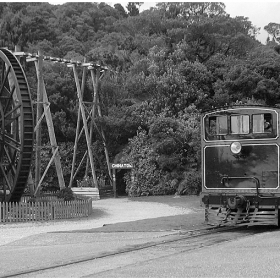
[0,48,34,202]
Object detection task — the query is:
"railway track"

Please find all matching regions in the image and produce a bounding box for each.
[2,225,275,278]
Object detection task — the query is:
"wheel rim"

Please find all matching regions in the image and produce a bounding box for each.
[0,48,34,202]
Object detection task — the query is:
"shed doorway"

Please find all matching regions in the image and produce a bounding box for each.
[110,163,133,198]
[116,169,128,196]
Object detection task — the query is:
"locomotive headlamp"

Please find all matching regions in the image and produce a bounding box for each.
[231,142,242,154]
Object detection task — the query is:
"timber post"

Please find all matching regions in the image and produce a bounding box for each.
[70,63,98,188]
[33,53,66,195]
[89,68,113,184]
[34,50,43,193]
[69,58,87,188]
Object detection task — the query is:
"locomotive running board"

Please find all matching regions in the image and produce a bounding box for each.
[206,206,278,226]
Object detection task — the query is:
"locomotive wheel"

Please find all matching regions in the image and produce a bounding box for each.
[0,48,34,202]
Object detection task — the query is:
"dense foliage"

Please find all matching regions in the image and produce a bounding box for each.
[1,2,280,196]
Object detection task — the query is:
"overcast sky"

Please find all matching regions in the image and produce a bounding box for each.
[223,1,280,43]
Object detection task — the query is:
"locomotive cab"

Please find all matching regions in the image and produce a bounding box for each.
[200,105,280,226]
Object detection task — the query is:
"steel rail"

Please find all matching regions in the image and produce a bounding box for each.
[2,225,270,278]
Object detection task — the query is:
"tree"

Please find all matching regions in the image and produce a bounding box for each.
[156,2,226,20]
[0,2,56,49]
[126,2,143,16]
[114,3,128,18]
[264,22,280,44]
[183,16,258,63]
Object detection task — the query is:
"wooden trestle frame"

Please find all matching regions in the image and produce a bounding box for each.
[13,49,112,195]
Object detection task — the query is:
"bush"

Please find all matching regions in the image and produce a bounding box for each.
[27,197,50,203]
[77,176,95,188]
[57,188,75,201]
[176,171,201,195]
[151,178,179,195]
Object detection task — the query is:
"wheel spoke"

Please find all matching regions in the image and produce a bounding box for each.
[0,66,11,97]
[5,106,21,121]
[0,163,12,191]
[0,60,5,85]
[3,146,17,174]
[0,133,21,151]
[3,84,16,114]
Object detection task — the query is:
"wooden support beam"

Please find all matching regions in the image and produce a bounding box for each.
[90,69,113,184]
[35,50,43,191]
[85,69,99,178]
[73,150,88,181]
[71,64,98,188]
[33,101,50,132]
[69,59,87,188]
[34,58,66,191]
[34,147,59,196]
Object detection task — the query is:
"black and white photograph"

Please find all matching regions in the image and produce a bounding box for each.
[0,0,280,277]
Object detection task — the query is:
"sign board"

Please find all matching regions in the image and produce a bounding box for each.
[110,163,133,169]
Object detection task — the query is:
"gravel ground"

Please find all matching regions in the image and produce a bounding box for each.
[0,196,200,246]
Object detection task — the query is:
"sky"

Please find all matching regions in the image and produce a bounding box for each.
[223,1,280,43]
[137,1,280,44]
[48,1,280,44]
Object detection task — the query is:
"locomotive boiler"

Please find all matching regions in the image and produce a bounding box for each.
[200,105,280,226]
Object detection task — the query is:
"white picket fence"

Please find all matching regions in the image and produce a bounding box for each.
[0,199,93,223]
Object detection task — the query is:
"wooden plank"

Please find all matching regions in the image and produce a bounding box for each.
[16,202,19,222]
[23,203,26,222]
[7,202,10,223]
[36,202,39,221]
[53,202,56,220]
[3,202,5,222]
[19,203,22,221]
[3,203,5,223]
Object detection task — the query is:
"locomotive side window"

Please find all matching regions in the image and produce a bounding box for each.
[208,116,227,135]
[230,115,249,134]
[253,113,272,133]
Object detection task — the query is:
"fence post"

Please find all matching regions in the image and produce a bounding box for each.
[3,202,6,223]
[8,202,10,222]
[52,202,55,220]
[89,198,92,215]
[15,202,18,222]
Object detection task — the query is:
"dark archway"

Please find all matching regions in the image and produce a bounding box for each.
[116,169,128,196]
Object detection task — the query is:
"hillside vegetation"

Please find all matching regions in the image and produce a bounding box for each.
[1,2,280,196]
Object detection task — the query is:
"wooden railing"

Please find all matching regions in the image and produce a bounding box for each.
[0,199,93,223]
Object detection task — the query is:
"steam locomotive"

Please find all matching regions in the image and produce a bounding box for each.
[200,105,280,226]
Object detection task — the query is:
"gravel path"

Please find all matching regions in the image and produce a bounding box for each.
[0,198,193,246]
